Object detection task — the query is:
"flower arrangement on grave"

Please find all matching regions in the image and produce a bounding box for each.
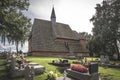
[46,71,58,80]
[70,64,88,73]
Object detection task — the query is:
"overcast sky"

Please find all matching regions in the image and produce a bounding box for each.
[25,0,103,34]
[1,0,104,52]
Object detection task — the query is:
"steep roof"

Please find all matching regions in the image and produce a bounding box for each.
[31,18,88,53]
[54,23,79,40]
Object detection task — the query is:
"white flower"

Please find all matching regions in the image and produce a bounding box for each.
[49,71,54,74]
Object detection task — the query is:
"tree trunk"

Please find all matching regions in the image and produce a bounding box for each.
[114,40,120,60]
[15,41,19,54]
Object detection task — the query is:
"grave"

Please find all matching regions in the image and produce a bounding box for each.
[100,55,110,65]
[100,55,120,68]
[8,54,45,78]
[25,65,34,80]
[105,55,110,64]
[67,51,76,59]
[49,59,70,67]
[10,54,16,70]
[100,55,105,64]
[66,63,99,80]
[107,63,120,68]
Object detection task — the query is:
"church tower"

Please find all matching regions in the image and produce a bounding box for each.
[51,7,56,24]
[51,7,57,38]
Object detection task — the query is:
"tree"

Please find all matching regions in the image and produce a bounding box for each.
[0,0,31,53]
[79,32,92,43]
[79,32,94,56]
[90,0,120,59]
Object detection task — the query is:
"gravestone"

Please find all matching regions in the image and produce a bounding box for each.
[25,65,34,80]
[69,51,74,56]
[68,51,76,59]
[6,52,11,63]
[64,70,67,80]
[89,63,98,74]
[100,55,105,64]
[100,55,110,65]
[105,55,110,64]
[113,53,118,60]
[11,54,16,70]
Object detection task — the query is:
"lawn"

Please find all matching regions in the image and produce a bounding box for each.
[0,58,8,80]
[0,56,120,80]
[26,56,73,80]
[26,56,120,80]
[99,67,120,80]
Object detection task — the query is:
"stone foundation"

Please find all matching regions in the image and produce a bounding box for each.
[30,51,89,57]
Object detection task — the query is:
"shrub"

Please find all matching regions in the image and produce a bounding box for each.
[46,71,57,80]
[70,64,88,73]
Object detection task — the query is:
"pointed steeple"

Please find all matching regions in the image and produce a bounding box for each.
[51,7,56,24]
[51,7,56,19]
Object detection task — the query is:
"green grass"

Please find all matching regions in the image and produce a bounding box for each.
[87,57,100,61]
[99,67,120,80]
[27,56,120,80]
[0,58,7,80]
[0,56,120,80]
[26,56,68,80]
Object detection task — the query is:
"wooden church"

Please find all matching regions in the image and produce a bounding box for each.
[28,7,89,56]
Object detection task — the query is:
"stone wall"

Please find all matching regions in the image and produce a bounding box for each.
[31,51,89,56]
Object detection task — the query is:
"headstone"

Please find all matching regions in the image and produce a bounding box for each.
[100,55,105,64]
[11,54,16,70]
[6,52,9,61]
[105,55,110,64]
[69,51,74,56]
[17,56,23,69]
[25,65,34,80]
[63,70,67,80]
[113,53,118,60]
[89,63,98,74]
[6,52,11,62]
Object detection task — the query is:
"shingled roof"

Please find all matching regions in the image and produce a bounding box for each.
[53,23,79,40]
[31,19,88,53]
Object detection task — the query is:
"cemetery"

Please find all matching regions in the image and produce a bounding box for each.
[0,53,45,80]
[49,59,70,67]
[100,55,120,68]
[0,53,120,80]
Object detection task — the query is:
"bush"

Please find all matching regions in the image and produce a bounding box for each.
[46,71,57,80]
[70,64,88,73]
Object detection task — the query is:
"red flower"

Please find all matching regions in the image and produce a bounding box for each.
[71,64,88,73]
